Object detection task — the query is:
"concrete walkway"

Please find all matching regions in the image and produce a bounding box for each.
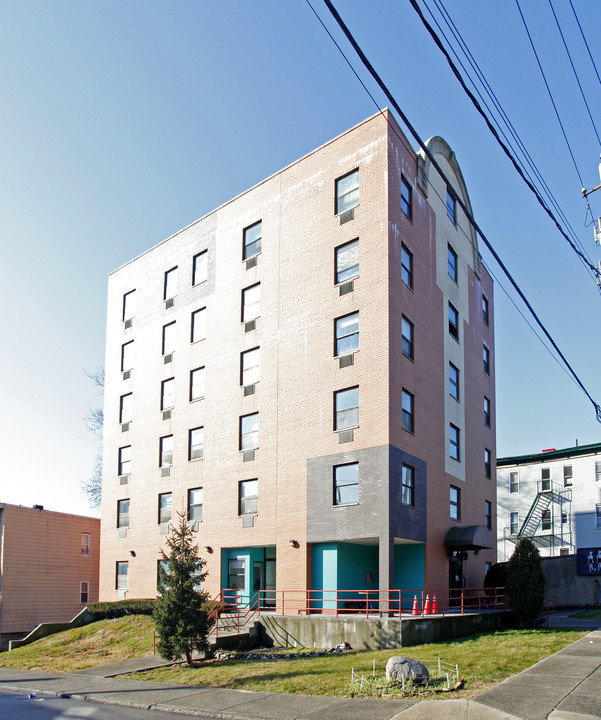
[0,611,599,720]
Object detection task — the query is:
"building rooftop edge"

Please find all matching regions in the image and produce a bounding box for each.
[0,502,100,520]
[497,442,601,467]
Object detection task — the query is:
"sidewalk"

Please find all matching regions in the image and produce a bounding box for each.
[0,612,599,720]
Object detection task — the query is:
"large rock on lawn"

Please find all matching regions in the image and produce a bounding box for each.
[385,656,429,685]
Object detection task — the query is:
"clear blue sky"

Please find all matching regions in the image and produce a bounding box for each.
[2,1,600,516]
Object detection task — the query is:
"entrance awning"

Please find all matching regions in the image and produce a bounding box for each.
[444,525,493,551]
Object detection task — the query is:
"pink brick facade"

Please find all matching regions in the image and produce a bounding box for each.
[100,111,496,605]
[0,504,100,643]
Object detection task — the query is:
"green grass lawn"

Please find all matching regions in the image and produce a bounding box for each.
[0,618,586,700]
[571,608,601,621]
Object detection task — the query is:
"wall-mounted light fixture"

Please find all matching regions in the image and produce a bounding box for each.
[204,546,213,554]
[129,550,136,557]
[288,539,299,548]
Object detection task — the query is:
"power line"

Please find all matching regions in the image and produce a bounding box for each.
[569,0,601,92]
[313,0,601,422]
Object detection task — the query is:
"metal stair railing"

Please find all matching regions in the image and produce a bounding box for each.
[516,481,571,540]
[207,590,262,641]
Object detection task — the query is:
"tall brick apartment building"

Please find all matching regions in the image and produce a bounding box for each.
[99,110,496,606]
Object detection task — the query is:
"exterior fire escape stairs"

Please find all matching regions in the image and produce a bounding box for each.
[508,480,572,550]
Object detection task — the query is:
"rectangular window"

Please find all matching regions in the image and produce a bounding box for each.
[240,412,259,451]
[542,509,551,531]
[162,322,176,356]
[119,393,132,424]
[335,169,359,214]
[483,345,490,375]
[448,303,459,341]
[239,479,258,515]
[449,362,459,400]
[241,347,260,386]
[334,463,359,505]
[117,499,130,528]
[193,250,208,286]
[189,427,204,461]
[485,448,492,478]
[401,463,415,506]
[81,533,91,556]
[158,492,172,524]
[401,244,413,289]
[242,283,261,323]
[191,308,207,343]
[509,471,519,493]
[402,389,414,433]
[449,423,460,461]
[448,244,458,282]
[123,290,136,322]
[561,512,568,525]
[190,367,205,401]
[484,396,491,427]
[447,186,456,223]
[563,465,573,487]
[116,561,128,590]
[334,386,359,431]
[401,316,414,360]
[157,559,169,590]
[335,240,359,286]
[485,500,492,530]
[510,512,519,535]
[164,267,178,301]
[596,504,601,528]
[161,378,175,411]
[541,466,551,491]
[450,485,460,520]
[118,446,131,476]
[482,294,489,325]
[335,313,359,356]
[121,341,134,372]
[188,487,203,521]
[401,176,412,220]
[596,461,601,482]
[159,435,173,467]
[243,221,262,260]
[228,558,246,591]
[80,581,89,604]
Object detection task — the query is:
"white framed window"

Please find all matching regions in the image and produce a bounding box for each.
[118,446,131,476]
[596,461,601,482]
[334,463,359,505]
[228,558,246,590]
[243,221,262,260]
[162,322,176,356]
[116,561,128,590]
[242,283,261,323]
[334,387,359,430]
[159,435,173,467]
[188,487,203,521]
[401,316,413,360]
[80,581,89,604]
[509,471,519,493]
[542,509,551,531]
[117,499,129,528]
[121,341,134,372]
[510,512,519,535]
[401,464,415,506]
[449,362,459,400]
[119,393,132,424]
[190,367,205,401]
[239,479,258,515]
[335,313,359,356]
[240,413,259,451]
[448,244,458,282]
[189,427,204,461]
[596,504,601,528]
[541,467,551,491]
[402,389,414,433]
[158,492,172,524]
[164,267,178,301]
[563,465,573,487]
[161,378,175,411]
[122,290,136,322]
[241,347,260,386]
[335,169,359,214]
[401,176,412,220]
[193,250,208,286]
[191,308,207,343]
[401,244,413,289]
[81,533,91,557]
[449,424,460,461]
[335,239,359,284]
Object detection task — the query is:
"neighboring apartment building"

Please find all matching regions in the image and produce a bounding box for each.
[497,443,601,562]
[0,503,100,648]
[99,110,496,607]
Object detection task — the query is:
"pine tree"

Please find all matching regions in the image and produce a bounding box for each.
[507,538,546,628]
[154,512,212,665]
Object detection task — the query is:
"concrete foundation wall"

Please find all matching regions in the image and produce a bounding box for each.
[257,612,511,651]
[541,555,601,607]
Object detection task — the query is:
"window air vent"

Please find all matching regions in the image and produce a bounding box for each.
[339,280,354,296]
[122,370,131,381]
[162,409,172,421]
[246,256,257,270]
[118,528,128,538]
[339,208,355,224]
[165,297,175,309]
[164,353,173,364]
[159,522,170,535]
[243,450,256,462]
[121,422,130,433]
[243,384,255,396]
[339,353,354,368]
[190,449,203,461]
[188,520,199,532]
[119,475,129,485]
[124,318,133,330]
[161,466,171,477]
[338,429,354,444]
[244,320,256,333]
[242,515,255,528]
[118,589,127,600]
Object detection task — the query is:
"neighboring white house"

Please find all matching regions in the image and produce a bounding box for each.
[497,443,601,562]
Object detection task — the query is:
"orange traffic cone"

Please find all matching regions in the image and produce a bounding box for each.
[432,595,438,614]
[424,594,431,615]
[412,595,420,615]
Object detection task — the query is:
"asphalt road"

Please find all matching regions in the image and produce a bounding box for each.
[0,688,219,720]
